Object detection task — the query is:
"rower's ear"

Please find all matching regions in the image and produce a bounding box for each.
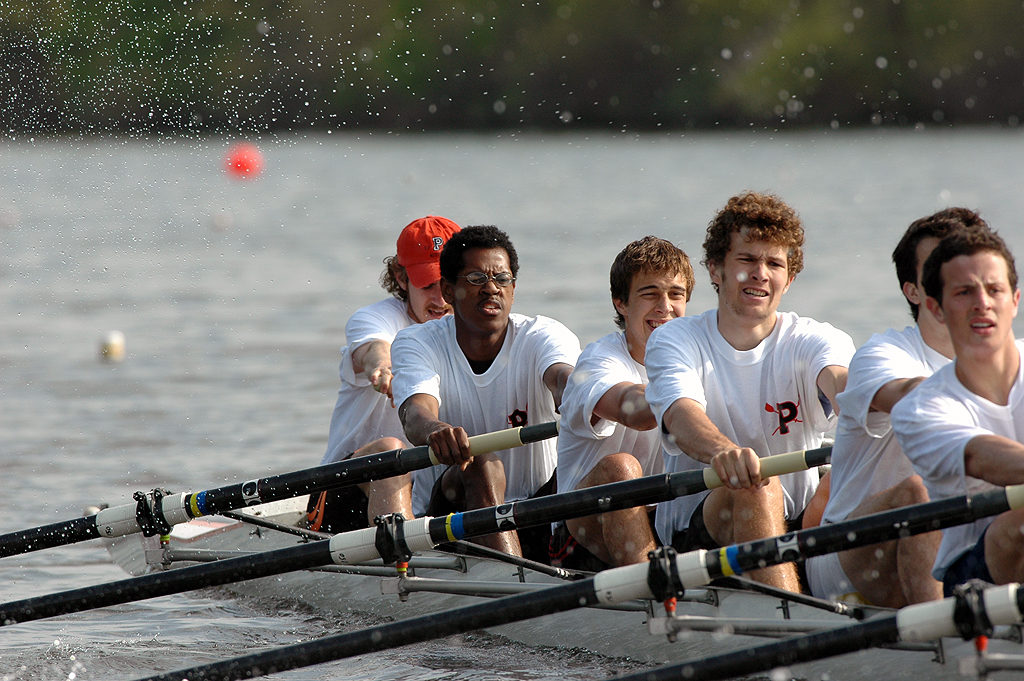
[924,295,944,323]
[902,280,922,306]
[441,278,455,305]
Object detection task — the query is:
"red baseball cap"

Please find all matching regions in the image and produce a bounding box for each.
[396,216,461,288]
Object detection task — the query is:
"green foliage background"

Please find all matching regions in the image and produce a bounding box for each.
[2,0,1022,133]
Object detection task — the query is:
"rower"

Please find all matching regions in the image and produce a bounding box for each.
[892,228,1024,594]
[645,191,855,592]
[393,225,581,560]
[551,237,694,568]
[806,208,992,607]
[308,216,461,533]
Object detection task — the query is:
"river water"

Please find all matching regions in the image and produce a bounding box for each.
[2,129,1024,680]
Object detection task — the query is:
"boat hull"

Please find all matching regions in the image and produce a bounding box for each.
[105,498,1021,680]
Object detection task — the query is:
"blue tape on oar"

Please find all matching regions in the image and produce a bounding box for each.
[724,545,743,576]
[445,513,465,541]
[194,491,209,516]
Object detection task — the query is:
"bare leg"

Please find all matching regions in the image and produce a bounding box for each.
[440,453,523,556]
[801,469,830,530]
[703,479,801,592]
[984,507,1024,585]
[836,475,941,606]
[567,453,656,566]
[351,437,415,523]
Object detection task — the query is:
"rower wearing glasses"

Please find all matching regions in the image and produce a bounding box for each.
[892,229,1024,595]
[645,192,854,592]
[551,237,694,569]
[308,216,461,533]
[806,209,990,607]
[392,225,581,559]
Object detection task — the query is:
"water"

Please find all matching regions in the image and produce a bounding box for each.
[2,129,1024,680]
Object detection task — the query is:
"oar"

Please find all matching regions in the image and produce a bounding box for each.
[126,480,1024,681]
[0,421,558,559]
[604,581,1024,681]
[0,446,829,626]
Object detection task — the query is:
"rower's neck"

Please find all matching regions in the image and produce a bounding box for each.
[717,310,777,351]
[918,309,955,359]
[955,341,1020,405]
[456,323,509,374]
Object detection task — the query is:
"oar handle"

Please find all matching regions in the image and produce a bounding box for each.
[1006,483,1024,509]
[701,445,830,489]
[428,421,560,465]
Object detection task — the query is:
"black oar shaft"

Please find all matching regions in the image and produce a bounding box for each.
[438,445,832,542]
[708,488,1012,580]
[0,541,332,625]
[136,579,600,681]
[0,517,101,559]
[0,421,559,559]
[188,421,559,516]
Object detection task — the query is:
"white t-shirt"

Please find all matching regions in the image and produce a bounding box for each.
[321,297,411,466]
[557,332,664,496]
[823,326,950,524]
[391,313,581,502]
[891,340,1024,581]
[320,298,443,516]
[645,309,855,544]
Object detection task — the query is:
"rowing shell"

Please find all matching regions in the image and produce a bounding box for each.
[106,497,1024,680]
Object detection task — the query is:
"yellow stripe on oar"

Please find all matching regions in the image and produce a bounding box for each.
[189,494,202,518]
[444,514,457,542]
[717,547,736,577]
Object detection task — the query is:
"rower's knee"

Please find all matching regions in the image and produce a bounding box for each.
[461,453,508,506]
[892,475,930,507]
[586,452,643,486]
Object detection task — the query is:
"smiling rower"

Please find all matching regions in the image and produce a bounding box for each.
[551,237,694,569]
[392,225,581,559]
[645,192,855,592]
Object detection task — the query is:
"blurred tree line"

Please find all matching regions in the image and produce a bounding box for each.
[2,0,1022,134]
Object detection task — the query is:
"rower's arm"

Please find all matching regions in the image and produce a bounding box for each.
[593,382,656,430]
[869,376,927,414]
[964,434,1024,486]
[398,393,472,466]
[662,397,763,489]
[542,362,574,412]
[351,339,394,398]
[663,398,736,465]
[816,364,849,415]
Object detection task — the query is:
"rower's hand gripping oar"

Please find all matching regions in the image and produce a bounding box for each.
[0,445,827,626]
[0,421,559,559]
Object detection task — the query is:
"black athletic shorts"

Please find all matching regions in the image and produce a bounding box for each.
[305,484,369,534]
[943,527,994,597]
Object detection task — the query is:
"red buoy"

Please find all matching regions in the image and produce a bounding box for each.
[224,143,264,179]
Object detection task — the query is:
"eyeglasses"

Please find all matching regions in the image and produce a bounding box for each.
[458,271,516,287]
